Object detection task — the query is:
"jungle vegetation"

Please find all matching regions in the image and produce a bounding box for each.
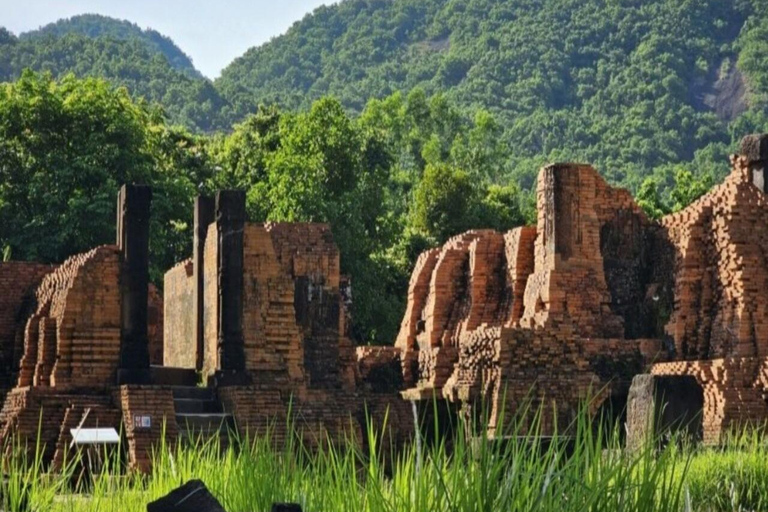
[2,0,768,342]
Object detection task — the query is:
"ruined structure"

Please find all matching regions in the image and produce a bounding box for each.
[0,186,165,471]
[0,263,55,401]
[3,133,768,472]
[162,192,409,453]
[648,135,768,443]
[394,164,669,434]
[395,134,768,443]
[0,187,407,472]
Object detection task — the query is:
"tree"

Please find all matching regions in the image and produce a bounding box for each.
[636,178,670,220]
[0,71,203,281]
[411,163,476,243]
[475,184,526,232]
[670,169,714,212]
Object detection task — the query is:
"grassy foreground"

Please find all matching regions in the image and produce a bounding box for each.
[3,408,768,512]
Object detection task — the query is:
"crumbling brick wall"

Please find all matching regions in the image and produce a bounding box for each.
[179,218,404,451]
[520,163,657,339]
[196,222,357,391]
[647,148,768,443]
[15,246,122,389]
[0,387,120,464]
[651,358,767,444]
[663,155,768,360]
[397,164,670,437]
[240,224,306,391]
[0,247,129,464]
[0,262,55,396]
[266,223,356,391]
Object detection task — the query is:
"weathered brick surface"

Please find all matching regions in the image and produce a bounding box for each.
[163,259,194,368]
[117,385,178,472]
[397,163,674,436]
[663,155,768,359]
[520,164,655,338]
[169,219,406,450]
[240,224,306,391]
[196,222,357,388]
[644,149,768,443]
[13,246,122,389]
[0,263,56,396]
[399,145,768,442]
[650,359,768,444]
[0,387,119,464]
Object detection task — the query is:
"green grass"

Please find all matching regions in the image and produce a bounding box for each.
[2,406,768,512]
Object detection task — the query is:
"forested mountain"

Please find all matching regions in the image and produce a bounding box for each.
[218,0,768,195]
[19,14,200,77]
[3,1,768,343]
[0,16,230,131]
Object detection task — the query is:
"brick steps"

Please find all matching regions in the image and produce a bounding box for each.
[172,387,234,448]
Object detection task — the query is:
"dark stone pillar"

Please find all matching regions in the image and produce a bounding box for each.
[741,133,768,192]
[117,184,152,384]
[193,195,215,372]
[214,190,250,386]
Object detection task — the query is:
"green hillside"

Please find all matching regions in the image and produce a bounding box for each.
[3,2,768,342]
[217,0,768,192]
[19,14,200,77]
[0,16,230,131]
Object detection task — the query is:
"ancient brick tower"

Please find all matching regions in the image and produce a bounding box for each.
[163,192,409,452]
[394,134,768,443]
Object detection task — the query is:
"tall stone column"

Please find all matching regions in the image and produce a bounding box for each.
[742,133,768,192]
[215,190,250,385]
[193,195,215,372]
[117,184,152,384]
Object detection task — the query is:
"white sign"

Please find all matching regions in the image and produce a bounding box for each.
[133,415,152,429]
[70,428,120,445]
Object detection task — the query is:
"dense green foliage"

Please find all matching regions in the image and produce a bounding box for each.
[3,0,768,341]
[0,72,522,342]
[217,0,768,199]
[0,72,208,282]
[19,14,200,77]
[0,16,229,131]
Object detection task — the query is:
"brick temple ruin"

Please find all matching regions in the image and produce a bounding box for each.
[393,133,768,444]
[0,188,408,472]
[1,133,768,471]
